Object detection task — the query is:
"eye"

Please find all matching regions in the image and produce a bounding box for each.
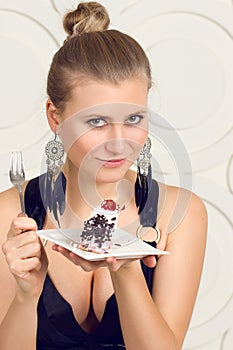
[87,118,107,128]
[126,114,144,125]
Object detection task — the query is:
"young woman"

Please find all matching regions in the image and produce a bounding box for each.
[0,2,207,349]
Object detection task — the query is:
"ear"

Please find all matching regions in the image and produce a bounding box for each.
[46,99,61,133]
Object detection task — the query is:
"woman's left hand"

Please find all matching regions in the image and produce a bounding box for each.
[52,244,156,271]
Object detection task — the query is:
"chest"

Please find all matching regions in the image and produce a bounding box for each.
[41,203,163,333]
[46,244,114,332]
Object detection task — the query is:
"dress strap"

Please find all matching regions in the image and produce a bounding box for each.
[139,179,159,228]
[24,172,66,230]
[24,174,47,230]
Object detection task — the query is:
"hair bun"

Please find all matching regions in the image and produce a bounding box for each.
[63,1,110,39]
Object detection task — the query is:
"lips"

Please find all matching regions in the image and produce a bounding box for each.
[99,158,126,168]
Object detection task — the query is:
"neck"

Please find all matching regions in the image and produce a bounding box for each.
[62,160,136,214]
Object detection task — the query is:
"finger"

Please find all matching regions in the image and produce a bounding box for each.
[10,257,42,278]
[3,239,41,267]
[105,257,140,271]
[53,246,78,263]
[9,231,40,248]
[105,257,120,271]
[15,241,42,260]
[3,232,40,259]
[17,212,28,218]
[53,245,71,257]
[64,249,94,271]
[8,217,37,238]
[54,245,102,271]
[69,253,92,270]
[141,255,157,268]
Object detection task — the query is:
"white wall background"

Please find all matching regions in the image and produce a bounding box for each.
[0,1,232,349]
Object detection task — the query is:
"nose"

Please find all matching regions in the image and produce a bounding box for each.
[105,123,126,155]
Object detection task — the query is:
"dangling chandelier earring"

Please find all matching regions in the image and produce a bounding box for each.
[135,137,152,214]
[43,132,65,227]
[45,132,64,178]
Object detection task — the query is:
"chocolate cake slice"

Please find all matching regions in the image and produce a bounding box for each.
[79,200,120,253]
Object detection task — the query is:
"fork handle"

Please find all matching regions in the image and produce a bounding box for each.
[18,188,25,214]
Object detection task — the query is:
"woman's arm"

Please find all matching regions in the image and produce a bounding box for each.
[0,189,48,350]
[110,191,207,350]
[0,292,38,350]
[110,260,178,350]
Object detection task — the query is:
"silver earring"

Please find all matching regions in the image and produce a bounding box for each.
[135,137,152,214]
[45,133,64,177]
[137,137,152,176]
[43,133,65,227]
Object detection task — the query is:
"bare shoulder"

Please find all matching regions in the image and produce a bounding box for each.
[157,182,207,237]
[156,184,208,292]
[0,187,18,223]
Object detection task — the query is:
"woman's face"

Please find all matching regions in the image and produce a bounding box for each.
[57,78,149,184]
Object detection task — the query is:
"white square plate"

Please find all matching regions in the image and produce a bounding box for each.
[37,227,169,261]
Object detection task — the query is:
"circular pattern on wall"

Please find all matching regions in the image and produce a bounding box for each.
[0,8,59,150]
[227,155,233,193]
[0,1,62,190]
[118,0,233,171]
[221,327,233,350]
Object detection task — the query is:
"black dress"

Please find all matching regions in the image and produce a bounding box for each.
[24,173,159,350]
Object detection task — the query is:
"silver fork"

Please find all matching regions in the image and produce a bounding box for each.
[9,151,26,213]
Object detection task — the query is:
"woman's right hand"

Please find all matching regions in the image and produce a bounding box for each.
[2,214,48,300]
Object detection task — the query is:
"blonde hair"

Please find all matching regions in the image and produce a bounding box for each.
[47,1,152,111]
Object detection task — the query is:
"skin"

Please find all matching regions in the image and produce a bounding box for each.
[0,78,207,350]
